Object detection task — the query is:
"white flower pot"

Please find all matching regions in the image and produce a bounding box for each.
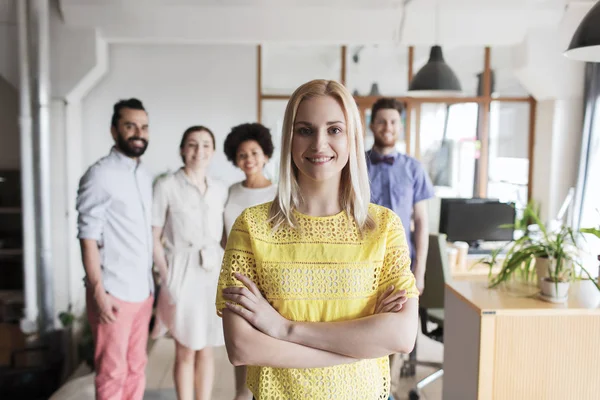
[578,279,600,308]
[535,257,554,286]
[540,278,569,300]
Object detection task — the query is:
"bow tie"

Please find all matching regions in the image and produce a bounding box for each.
[371,155,395,165]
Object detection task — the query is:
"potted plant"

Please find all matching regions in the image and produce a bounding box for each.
[538,254,573,302]
[485,201,551,287]
[486,202,600,302]
[58,306,95,370]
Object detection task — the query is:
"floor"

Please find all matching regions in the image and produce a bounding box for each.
[51,329,443,400]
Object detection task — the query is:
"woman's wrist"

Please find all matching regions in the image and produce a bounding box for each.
[277,319,294,341]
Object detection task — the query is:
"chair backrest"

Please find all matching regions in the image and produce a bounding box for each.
[419,233,451,310]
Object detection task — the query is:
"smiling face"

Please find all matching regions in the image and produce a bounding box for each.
[111,108,149,158]
[370,108,402,150]
[180,129,215,170]
[236,139,269,178]
[291,95,349,186]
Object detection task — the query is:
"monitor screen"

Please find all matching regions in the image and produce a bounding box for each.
[439,198,515,243]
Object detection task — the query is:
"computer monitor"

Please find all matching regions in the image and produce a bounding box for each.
[439,198,516,245]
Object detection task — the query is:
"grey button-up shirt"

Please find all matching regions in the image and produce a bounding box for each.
[76,147,154,302]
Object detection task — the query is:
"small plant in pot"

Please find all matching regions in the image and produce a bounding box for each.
[486,202,600,300]
[537,244,600,303]
[538,256,573,302]
[486,201,562,288]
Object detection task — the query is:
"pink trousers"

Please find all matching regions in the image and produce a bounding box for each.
[87,290,154,400]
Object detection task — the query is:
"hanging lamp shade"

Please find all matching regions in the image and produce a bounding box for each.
[408,45,462,97]
[564,1,600,62]
[369,82,381,96]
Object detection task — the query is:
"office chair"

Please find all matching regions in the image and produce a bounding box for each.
[403,233,449,400]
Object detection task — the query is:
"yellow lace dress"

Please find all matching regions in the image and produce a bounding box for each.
[216,202,418,400]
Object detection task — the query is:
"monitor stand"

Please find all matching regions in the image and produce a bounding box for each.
[466,240,492,255]
[468,240,484,250]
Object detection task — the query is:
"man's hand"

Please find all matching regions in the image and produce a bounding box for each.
[413,259,426,295]
[158,266,169,286]
[375,285,408,314]
[92,285,120,324]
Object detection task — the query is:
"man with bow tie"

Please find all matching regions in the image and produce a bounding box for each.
[366,98,434,296]
[366,98,434,293]
[366,98,435,385]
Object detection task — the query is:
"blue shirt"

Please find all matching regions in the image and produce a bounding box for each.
[76,147,154,302]
[366,150,435,259]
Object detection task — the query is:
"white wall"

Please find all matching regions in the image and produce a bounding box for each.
[532,100,554,221]
[51,21,98,99]
[262,44,341,95]
[0,76,19,169]
[512,1,590,101]
[81,44,257,184]
[549,98,583,218]
[506,8,587,222]
[531,98,583,222]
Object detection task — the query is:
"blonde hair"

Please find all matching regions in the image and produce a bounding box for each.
[268,79,375,233]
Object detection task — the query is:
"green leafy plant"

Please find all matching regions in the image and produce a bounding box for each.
[58,305,75,328]
[486,201,600,292]
[580,227,600,240]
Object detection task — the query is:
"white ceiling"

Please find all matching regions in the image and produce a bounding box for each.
[55,0,565,6]
[0,0,594,97]
[56,0,572,45]
[59,0,405,7]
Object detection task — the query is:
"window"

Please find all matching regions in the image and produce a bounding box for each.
[488,102,530,207]
[415,103,479,198]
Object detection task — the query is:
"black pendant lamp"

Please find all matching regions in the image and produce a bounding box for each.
[408,0,462,97]
[564,1,600,62]
[408,45,462,96]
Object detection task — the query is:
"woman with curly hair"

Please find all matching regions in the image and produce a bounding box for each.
[222,122,277,400]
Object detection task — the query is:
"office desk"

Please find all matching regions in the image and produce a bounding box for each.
[450,255,503,281]
[443,280,600,400]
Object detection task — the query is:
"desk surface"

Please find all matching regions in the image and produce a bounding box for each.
[446,280,600,315]
[450,254,502,281]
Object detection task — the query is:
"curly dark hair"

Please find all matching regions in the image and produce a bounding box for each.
[223,123,274,166]
[370,97,405,122]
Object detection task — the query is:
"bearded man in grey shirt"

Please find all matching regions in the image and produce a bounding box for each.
[76,98,154,400]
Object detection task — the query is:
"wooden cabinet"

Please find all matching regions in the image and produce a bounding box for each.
[444,281,600,399]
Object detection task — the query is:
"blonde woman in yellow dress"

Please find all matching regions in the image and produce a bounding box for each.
[216,80,419,400]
